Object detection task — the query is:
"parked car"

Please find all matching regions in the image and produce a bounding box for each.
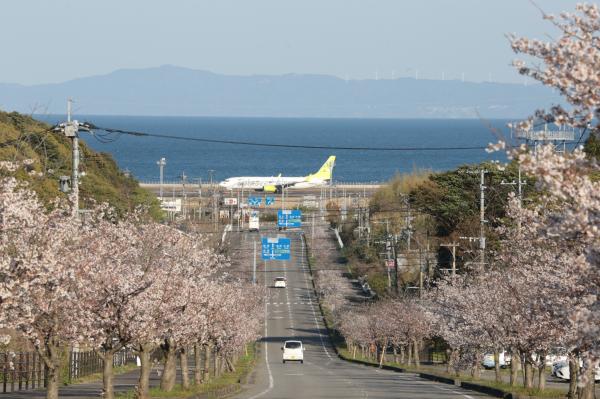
[482,352,508,369]
[553,360,600,381]
[282,340,304,364]
[274,277,287,288]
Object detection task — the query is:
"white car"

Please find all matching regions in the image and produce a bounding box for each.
[282,340,304,363]
[274,277,286,288]
[482,352,508,369]
[553,360,600,381]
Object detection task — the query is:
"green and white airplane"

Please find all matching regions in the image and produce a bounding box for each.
[219,156,335,193]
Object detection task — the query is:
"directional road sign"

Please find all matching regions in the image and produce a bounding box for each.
[261,237,291,260]
[248,197,262,206]
[278,210,302,228]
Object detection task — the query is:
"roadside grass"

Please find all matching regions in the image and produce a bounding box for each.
[335,347,566,398]
[116,344,255,399]
[65,363,139,386]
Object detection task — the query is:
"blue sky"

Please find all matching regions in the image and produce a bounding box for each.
[2,0,581,85]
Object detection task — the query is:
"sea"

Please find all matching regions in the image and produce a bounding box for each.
[35,115,510,183]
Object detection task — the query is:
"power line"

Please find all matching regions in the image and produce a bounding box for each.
[82,123,490,152]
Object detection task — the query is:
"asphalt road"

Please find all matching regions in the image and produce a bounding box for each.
[230,229,493,399]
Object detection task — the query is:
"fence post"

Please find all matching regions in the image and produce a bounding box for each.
[25,353,30,389]
[68,351,72,384]
[32,353,37,389]
[3,352,7,393]
[11,354,15,392]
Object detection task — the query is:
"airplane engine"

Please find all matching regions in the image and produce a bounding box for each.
[262,185,278,193]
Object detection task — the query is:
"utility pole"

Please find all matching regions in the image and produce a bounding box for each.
[67,99,79,216]
[441,242,459,277]
[197,178,202,220]
[208,169,216,231]
[56,99,88,217]
[466,169,488,270]
[418,248,424,298]
[253,241,257,285]
[181,171,187,219]
[478,169,487,270]
[403,197,414,251]
[501,166,526,229]
[311,212,316,249]
[157,158,167,199]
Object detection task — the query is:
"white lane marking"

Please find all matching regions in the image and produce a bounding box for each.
[300,234,333,360]
[248,259,274,399]
[453,391,474,399]
[412,375,476,399]
[284,373,305,376]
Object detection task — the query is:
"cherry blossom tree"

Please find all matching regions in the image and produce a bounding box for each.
[509,3,599,134]
[0,168,94,399]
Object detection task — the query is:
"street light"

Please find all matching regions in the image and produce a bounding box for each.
[157,158,166,199]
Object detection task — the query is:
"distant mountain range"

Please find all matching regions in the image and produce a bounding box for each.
[0,65,560,118]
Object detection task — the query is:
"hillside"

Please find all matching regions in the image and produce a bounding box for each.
[0,110,161,217]
[0,65,562,118]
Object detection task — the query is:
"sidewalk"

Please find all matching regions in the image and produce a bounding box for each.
[6,366,160,399]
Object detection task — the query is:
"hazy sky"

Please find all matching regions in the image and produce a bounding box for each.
[1,0,581,85]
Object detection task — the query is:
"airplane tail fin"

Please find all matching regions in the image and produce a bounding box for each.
[308,156,336,181]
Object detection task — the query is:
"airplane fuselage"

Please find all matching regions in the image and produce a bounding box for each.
[219,176,325,191]
[218,156,335,192]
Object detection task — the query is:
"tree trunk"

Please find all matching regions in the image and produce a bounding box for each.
[413,339,421,369]
[471,361,481,379]
[137,345,152,399]
[352,345,357,359]
[194,344,202,385]
[568,355,579,399]
[494,350,501,383]
[537,361,546,391]
[379,340,387,368]
[203,344,211,383]
[510,351,520,387]
[160,339,177,392]
[407,344,412,366]
[215,354,220,377]
[393,347,398,364]
[180,347,190,390]
[577,366,596,399]
[446,349,452,374]
[102,349,116,399]
[523,354,534,389]
[38,341,61,399]
[45,360,60,399]
[400,346,405,364]
[225,357,236,372]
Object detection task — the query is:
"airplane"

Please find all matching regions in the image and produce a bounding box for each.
[219,156,336,193]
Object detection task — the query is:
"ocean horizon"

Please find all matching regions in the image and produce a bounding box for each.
[35,115,511,183]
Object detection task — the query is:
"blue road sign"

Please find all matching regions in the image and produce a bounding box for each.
[261,237,291,260]
[248,197,262,206]
[265,196,275,206]
[278,210,302,228]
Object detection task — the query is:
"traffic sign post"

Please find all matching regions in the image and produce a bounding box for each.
[261,237,291,260]
[278,210,302,228]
